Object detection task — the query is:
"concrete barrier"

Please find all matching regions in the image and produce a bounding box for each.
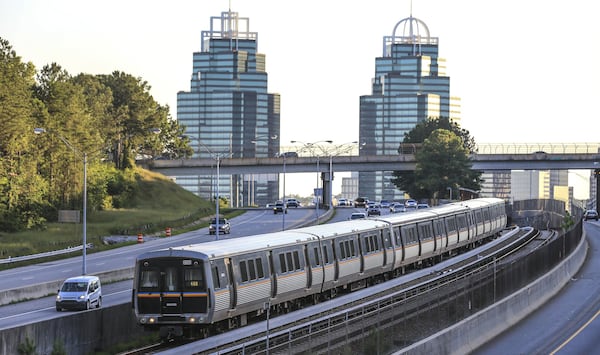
[0,267,134,306]
[0,302,147,354]
[397,230,588,355]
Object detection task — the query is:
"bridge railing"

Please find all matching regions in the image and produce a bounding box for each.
[281,143,600,156]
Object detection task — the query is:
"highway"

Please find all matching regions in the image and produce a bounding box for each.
[0,206,358,331]
[474,220,600,354]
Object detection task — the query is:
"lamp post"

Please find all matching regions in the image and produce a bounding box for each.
[34,128,88,275]
[290,140,332,222]
[324,141,358,209]
[180,134,227,240]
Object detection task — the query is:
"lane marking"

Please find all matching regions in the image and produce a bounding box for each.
[550,308,600,354]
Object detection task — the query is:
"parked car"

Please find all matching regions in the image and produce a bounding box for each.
[285,198,300,208]
[56,275,102,311]
[349,212,367,220]
[367,206,381,216]
[583,210,599,221]
[209,217,231,234]
[273,200,288,214]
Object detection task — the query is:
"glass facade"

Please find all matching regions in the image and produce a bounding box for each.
[176,9,280,207]
[358,15,459,201]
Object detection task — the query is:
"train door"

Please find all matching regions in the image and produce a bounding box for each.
[224,258,237,309]
[268,251,277,297]
[160,265,182,314]
[210,259,232,314]
[303,245,313,289]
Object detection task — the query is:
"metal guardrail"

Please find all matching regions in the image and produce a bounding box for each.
[0,244,92,264]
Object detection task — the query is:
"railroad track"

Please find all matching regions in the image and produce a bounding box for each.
[134,226,540,354]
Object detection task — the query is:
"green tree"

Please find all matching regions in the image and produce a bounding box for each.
[98,71,188,169]
[402,116,476,153]
[392,129,482,201]
[0,38,49,230]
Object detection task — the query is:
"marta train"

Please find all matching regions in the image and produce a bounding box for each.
[132,198,507,338]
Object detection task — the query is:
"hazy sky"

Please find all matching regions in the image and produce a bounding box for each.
[2,0,598,197]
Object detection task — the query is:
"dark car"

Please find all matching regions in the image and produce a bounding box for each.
[354,197,368,208]
[209,218,231,235]
[583,210,599,221]
[367,206,381,216]
[273,200,288,214]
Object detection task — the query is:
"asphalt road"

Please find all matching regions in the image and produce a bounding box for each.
[0,206,364,330]
[474,221,600,354]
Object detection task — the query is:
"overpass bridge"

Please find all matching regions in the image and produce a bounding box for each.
[148,142,600,176]
[145,143,600,207]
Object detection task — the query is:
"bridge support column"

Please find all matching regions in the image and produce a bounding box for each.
[595,169,600,211]
[321,171,334,208]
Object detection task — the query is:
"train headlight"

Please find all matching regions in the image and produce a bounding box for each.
[189,317,196,323]
[148,317,156,324]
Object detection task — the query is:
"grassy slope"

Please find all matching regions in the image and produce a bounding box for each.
[0,168,216,258]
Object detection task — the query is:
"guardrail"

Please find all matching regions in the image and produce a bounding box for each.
[0,244,92,264]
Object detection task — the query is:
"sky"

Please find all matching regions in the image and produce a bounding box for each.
[1,0,598,199]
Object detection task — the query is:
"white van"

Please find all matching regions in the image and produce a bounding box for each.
[56,275,102,311]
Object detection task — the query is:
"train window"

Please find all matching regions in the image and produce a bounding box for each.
[286,253,294,271]
[394,227,402,246]
[323,245,330,264]
[313,247,321,266]
[339,242,346,259]
[164,267,179,291]
[256,258,265,278]
[402,225,418,244]
[240,261,249,282]
[279,254,287,273]
[457,215,467,229]
[293,251,301,271]
[418,223,433,240]
[248,259,257,280]
[345,241,351,258]
[446,217,457,233]
[212,266,221,289]
[184,268,204,290]
[140,269,159,290]
[364,238,370,253]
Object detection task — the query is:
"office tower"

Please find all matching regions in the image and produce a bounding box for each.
[358,14,459,201]
[176,9,280,207]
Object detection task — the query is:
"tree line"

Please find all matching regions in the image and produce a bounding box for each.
[0,38,192,232]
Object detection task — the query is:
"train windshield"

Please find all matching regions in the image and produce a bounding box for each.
[138,258,206,292]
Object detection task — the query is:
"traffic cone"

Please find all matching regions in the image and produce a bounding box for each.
[165,227,172,237]
[137,233,143,243]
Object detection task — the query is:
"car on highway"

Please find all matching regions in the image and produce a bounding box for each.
[354,197,368,208]
[583,210,599,221]
[337,198,351,206]
[209,217,231,234]
[56,275,102,311]
[405,199,417,208]
[349,212,367,220]
[417,203,430,209]
[285,198,300,208]
[367,206,381,216]
[390,203,405,213]
[273,200,288,214]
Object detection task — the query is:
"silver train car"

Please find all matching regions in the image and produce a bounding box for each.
[132,198,507,338]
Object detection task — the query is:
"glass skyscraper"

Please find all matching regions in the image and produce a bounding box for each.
[176,9,280,207]
[358,14,459,201]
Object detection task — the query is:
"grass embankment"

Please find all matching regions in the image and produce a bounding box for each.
[0,168,242,267]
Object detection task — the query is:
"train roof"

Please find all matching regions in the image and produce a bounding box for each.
[137,198,506,262]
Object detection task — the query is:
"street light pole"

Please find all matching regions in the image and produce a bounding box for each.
[34,128,88,275]
[282,154,286,231]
